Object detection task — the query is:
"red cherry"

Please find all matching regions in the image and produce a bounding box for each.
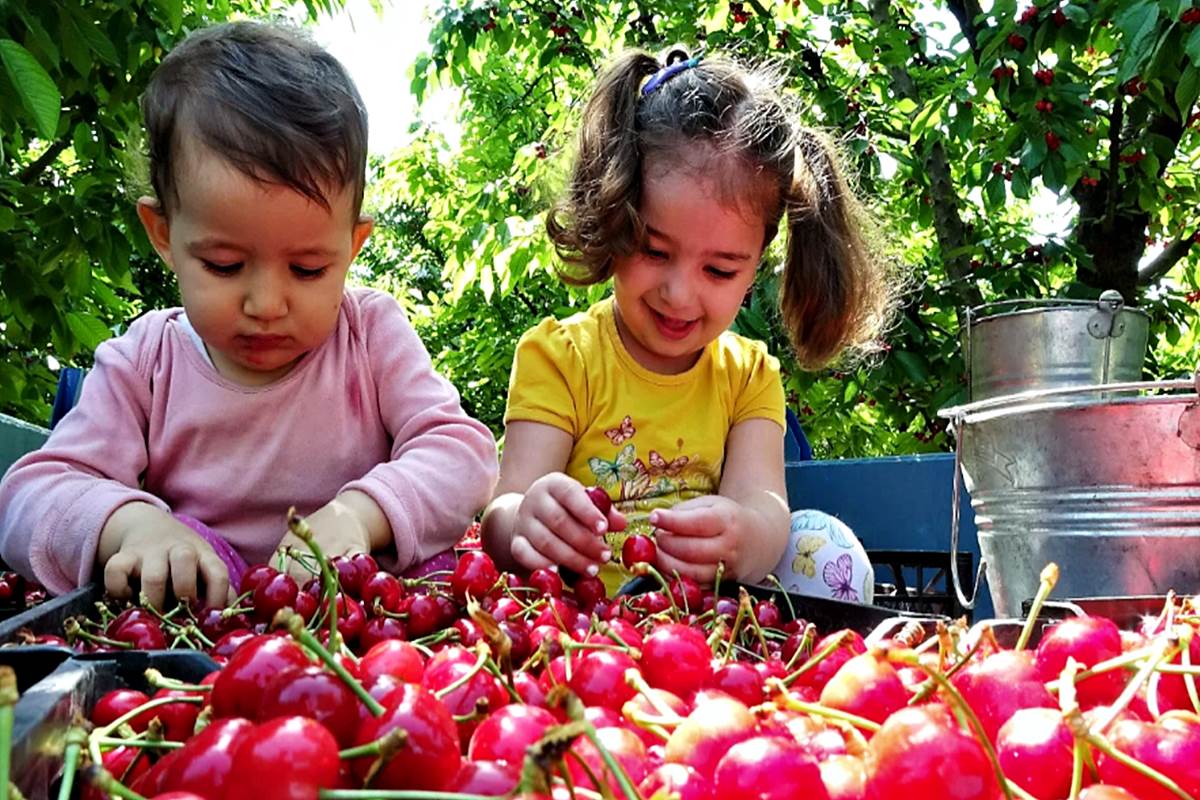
[361,571,404,613]
[528,567,564,598]
[1096,717,1200,799]
[149,688,203,742]
[468,703,558,764]
[92,689,154,731]
[1035,616,1125,708]
[641,623,713,697]
[819,650,908,726]
[714,735,829,800]
[159,718,256,799]
[568,726,647,794]
[791,630,866,693]
[450,551,501,603]
[251,572,298,623]
[106,607,157,639]
[111,619,167,650]
[210,635,311,719]
[1044,130,1062,151]
[350,683,462,790]
[210,629,256,660]
[997,707,1074,799]
[665,696,756,779]
[330,555,366,596]
[446,760,520,796]
[622,535,657,567]
[570,650,639,710]
[229,716,341,799]
[239,564,279,596]
[359,638,425,685]
[421,649,510,741]
[669,577,704,613]
[753,599,783,629]
[83,746,149,800]
[709,661,765,707]
[257,664,362,748]
[585,485,612,515]
[952,649,1055,742]
[865,705,999,799]
[573,575,607,608]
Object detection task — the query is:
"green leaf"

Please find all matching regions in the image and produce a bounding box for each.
[1188,26,1200,65]
[1179,65,1200,115]
[66,312,111,350]
[58,10,91,76]
[154,0,184,31]
[67,10,119,66]
[0,207,14,231]
[0,39,61,139]
[1114,2,1159,83]
[1043,152,1066,192]
[893,350,931,384]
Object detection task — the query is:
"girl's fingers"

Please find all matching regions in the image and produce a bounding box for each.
[511,534,555,572]
[167,545,200,605]
[532,494,610,563]
[649,506,723,537]
[654,547,719,585]
[197,551,232,610]
[103,552,139,601]
[521,520,604,577]
[138,552,170,610]
[655,532,725,566]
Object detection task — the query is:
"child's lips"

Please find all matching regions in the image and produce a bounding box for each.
[652,309,697,340]
[237,334,292,351]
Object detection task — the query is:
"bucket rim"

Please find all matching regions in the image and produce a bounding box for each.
[967,298,1151,324]
[938,377,1197,424]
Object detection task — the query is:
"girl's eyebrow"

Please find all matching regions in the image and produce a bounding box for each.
[645,224,754,262]
[186,238,336,259]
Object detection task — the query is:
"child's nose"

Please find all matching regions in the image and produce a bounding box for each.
[659,265,697,309]
[243,271,288,320]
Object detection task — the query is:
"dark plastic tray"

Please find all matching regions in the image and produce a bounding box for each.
[11,649,218,800]
[733,581,948,635]
[0,584,102,645]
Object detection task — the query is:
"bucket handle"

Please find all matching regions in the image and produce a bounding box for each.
[939,377,1197,421]
[949,415,987,611]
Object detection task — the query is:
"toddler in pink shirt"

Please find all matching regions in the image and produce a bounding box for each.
[0,21,499,608]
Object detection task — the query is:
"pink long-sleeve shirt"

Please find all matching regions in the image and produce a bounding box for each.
[0,287,499,594]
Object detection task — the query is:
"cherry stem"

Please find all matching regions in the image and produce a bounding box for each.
[720,593,751,666]
[338,726,407,760]
[631,563,679,621]
[56,728,88,800]
[565,750,615,800]
[739,586,771,657]
[287,507,342,652]
[143,668,211,693]
[909,635,984,706]
[783,623,816,671]
[433,643,490,701]
[1179,625,1200,714]
[1069,715,1194,800]
[782,629,848,687]
[1015,563,1059,652]
[594,622,638,656]
[761,573,798,622]
[273,607,384,717]
[92,736,182,750]
[623,669,684,722]
[92,694,204,740]
[885,650,1016,800]
[580,722,642,800]
[82,767,148,800]
[63,619,133,650]
[1090,633,1179,735]
[772,687,881,733]
[1068,740,1085,800]
[0,668,16,800]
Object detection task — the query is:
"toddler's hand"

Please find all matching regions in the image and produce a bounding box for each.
[278,495,376,585]
[511,474,624,576]
[651,495,747,584]
[99,502,232,610]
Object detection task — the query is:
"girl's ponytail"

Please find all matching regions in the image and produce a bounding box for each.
[781,128,895,368]
[547,51,660,284]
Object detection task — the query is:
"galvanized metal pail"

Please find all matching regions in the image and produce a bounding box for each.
[939,378,1200,618]
[965,291,1150,402]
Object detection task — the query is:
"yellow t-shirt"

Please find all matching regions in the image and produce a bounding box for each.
[505,297,786,592]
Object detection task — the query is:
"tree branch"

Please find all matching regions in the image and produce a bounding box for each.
[942,0,985,58]
[1137,232,1196,286]
[15,137,71,186]
[1103,97,1124,233]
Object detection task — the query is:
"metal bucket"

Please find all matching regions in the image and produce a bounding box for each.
[939,378,1200,617]
[965,291,1150,402]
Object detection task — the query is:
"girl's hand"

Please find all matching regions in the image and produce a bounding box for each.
[99,502,232,610]
[278,491,388,584]
[651,495,749,584]
[510,473,624,576]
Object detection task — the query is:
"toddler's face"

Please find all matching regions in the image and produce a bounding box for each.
[138,140,371,386]
[611,166,763,374]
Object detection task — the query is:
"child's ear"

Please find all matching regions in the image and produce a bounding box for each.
[136,197,175,270]
[350,215,374,261]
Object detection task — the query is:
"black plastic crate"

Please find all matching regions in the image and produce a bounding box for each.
[869,549,975,620]
[10,649,218,800]
[0,584,102,646]
[734,580,947,634]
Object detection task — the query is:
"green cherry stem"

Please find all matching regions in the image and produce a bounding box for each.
[287,507,342,653]
[273,607,384,717]
[56,728,88,800]
[82,767,148,800]
[0,668,15,800]
[771,686,881,733]
[1015,563,1059,652]
[337,726,407,760]
[433,643,490,701]
[783,629,848,687]
[143,668,212,693]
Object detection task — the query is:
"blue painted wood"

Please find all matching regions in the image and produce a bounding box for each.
[785,453,995,619]
[0,414,48,478]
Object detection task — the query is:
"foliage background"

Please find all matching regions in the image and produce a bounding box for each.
[3,0,1198,458]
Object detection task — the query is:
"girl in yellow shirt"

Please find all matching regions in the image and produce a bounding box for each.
[482,48,894,598]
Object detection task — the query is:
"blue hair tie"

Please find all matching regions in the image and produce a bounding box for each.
[641,54,703,96]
